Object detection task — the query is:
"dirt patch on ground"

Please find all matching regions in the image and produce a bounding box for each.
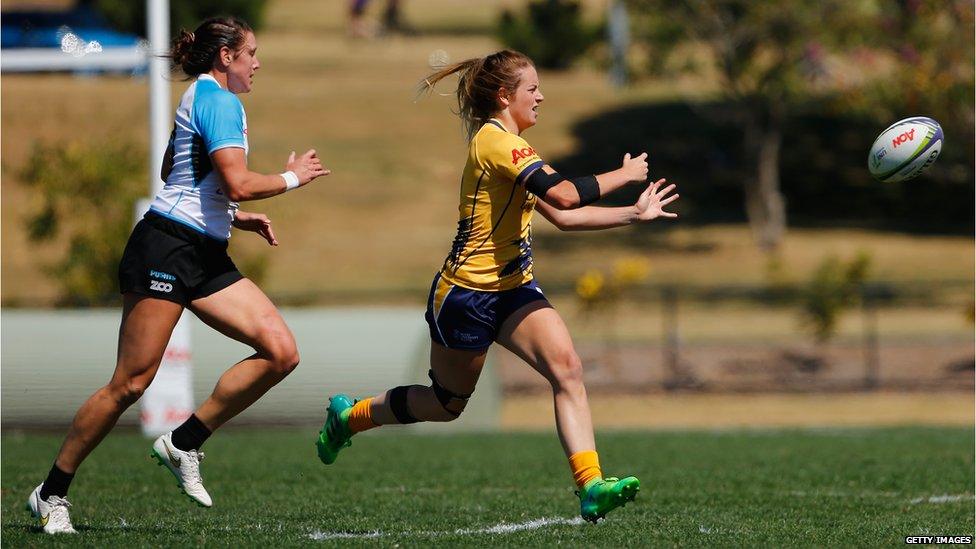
[496,341,974,393]
[502,392,975,429]
[498,339,974,428]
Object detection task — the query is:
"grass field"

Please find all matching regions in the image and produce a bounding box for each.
[2,427,973,546]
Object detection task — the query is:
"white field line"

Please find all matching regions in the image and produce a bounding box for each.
[786,490,975,505]
[785,489,901,499]
[307,516,585,541]
[373,486,570,495]
[308,530,383,540]
[909,494,975,504]
[696,524,754,536]
[454,517,586,535]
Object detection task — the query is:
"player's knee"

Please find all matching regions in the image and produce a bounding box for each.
[257,327,300,376]
[547,349,584,391]
[112,379,148,407]
[428,369,471,422]
[423,391,467,422]
[440,398,468,421]
[279,339,301,374]
[269,343,300,376]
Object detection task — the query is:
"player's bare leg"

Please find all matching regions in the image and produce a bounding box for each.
[496,300,594,455]
[373,344,486,423]
[189,278,300,429]
[497,300,639,522]
[316,344,486,464]
[56,294,183,471]
[30,294,182,533]
[151,278,299,507]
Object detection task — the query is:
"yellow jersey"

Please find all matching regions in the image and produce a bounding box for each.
[439,119,544,291]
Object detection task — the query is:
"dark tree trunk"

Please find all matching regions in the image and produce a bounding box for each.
[743,105,787,251]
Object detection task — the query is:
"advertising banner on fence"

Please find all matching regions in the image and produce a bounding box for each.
[140,313,194,436]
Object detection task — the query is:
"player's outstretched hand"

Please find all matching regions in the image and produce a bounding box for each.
[233,210,278,246]
[286,149,331,186]
[635,178,678,221]
[621,152,649,183]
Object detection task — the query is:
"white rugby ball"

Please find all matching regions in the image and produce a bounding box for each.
[867,116,943,182]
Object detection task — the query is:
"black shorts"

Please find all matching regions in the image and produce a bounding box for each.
[118,211,243,305]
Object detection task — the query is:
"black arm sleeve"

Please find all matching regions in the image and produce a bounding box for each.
[524,168,564,197]
[526,169,601,207]
[571,175,600,206]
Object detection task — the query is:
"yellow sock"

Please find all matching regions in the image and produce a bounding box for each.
[347,398,378,434]
[568,450,602,489]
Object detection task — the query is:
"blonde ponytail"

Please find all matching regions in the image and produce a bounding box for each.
[420,50,533,138]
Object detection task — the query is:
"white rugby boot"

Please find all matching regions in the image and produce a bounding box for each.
[151,432,213,508]
[27,483,77,534]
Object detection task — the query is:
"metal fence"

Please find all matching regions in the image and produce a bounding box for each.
[498,280,974,393]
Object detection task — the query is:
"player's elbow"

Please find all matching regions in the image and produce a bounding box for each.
[222,183,249,202]
[216,168,253,201]
[544,186,580,210]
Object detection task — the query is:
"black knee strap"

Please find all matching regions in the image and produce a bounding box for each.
[428,370,472,417]
[388,385,419,424]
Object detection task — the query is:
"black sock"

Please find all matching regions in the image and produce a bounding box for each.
[170,414,212,452]
[39,464,74,500]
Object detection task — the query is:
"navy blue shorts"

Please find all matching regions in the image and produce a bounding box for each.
[424,273,549,350]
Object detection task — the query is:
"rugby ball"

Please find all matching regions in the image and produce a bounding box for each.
[867,116,943,182]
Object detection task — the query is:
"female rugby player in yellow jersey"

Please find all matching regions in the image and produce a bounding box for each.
[317,49,678,522]
[27,17,329,534]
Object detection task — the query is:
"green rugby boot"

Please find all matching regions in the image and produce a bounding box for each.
[316,394,355,465]
[578,476,641,523]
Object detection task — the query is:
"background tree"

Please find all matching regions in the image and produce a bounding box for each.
[19,140,269,306]
[498,0,602,70]
[78,0,269,37]
[628,0,974,250]
[799,252,872,346]
[832,1,974,192]
[21,141,144,306]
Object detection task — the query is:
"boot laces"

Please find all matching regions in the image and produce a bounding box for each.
[181,450,205,484]
[45,496,74,530]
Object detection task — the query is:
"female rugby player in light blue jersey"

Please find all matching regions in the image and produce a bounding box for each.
[26,16,329,534]
[316,50,679,523]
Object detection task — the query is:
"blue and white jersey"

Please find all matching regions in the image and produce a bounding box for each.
[149,73,248,240]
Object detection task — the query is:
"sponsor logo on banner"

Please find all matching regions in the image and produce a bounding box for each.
[141,313,194,437]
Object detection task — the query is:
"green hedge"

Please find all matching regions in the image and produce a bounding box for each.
[84,0,269,37]
[497,0,601,70]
